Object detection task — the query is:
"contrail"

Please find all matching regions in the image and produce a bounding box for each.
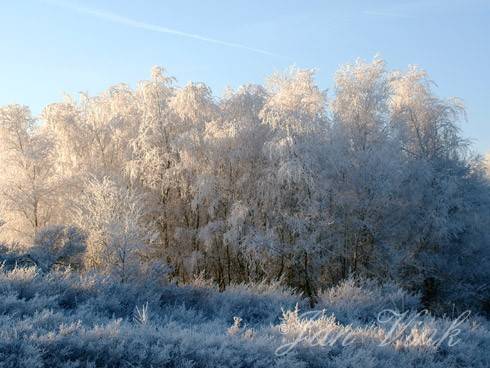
[42,0,279,57]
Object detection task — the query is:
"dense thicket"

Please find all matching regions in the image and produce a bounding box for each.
[1,58,489,311]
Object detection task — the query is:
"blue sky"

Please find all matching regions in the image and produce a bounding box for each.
[1,0,489,153]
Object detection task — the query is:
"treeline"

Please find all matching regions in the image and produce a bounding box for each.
[0,58,489,310]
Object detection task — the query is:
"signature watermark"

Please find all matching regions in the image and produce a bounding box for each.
[275,308,471,356]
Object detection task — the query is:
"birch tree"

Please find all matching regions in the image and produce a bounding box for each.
[0,105,60,244]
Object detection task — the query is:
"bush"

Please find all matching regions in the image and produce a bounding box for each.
[28,225,86,272]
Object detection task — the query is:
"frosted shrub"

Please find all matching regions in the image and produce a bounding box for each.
[28,225,86,272]
[0,244,23,269]
[319,278,420,324]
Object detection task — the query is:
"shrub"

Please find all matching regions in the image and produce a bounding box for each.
[28,225,86,272]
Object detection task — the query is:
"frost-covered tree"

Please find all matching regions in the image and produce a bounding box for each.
[129,73,219,282]
[331,58,390,151]
[390,66,467,161]
[127,67,177,254]
[326,58,401,282]
[255,68,329,302]
[385,65,490,305]
[0,105,61,245]
[43,84,139,179]
[195,84,269,287]
[74,177,155,282]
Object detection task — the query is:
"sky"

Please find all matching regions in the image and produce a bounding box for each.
[1,0,489,153]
